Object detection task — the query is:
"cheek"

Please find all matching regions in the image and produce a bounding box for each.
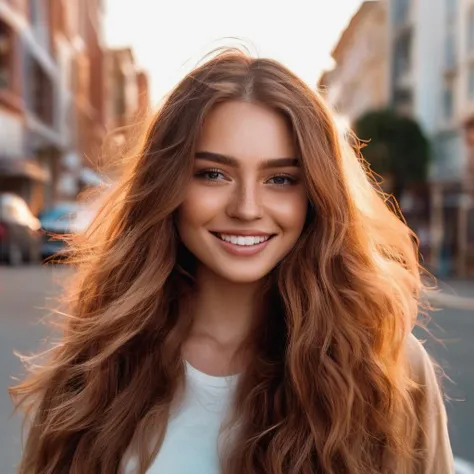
[269,192,307,232]
[178,185,223,230]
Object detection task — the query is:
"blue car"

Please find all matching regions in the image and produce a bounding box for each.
[38,203,82,260]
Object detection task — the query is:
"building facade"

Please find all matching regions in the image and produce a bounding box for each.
[319,0,474,275]
[105,47,149,131]
[58,0,108,194]
[318,1,390,125]
[0,0,141,212]
[456,0,474,275]
[388,0,463,179]
[387,0,474,275]
[102,47,150,175]
[0,0,62,214]
[136,70,150,119]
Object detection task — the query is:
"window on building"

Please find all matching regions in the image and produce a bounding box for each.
[445,31,456,69]
[0,21,12,89]
[394,0,410,24]
[29,56,53,125]
[394,31,411,79]
[468,6,474,53]
[443,80,454,120]
[114,75,125,118]
[468,63,474,98]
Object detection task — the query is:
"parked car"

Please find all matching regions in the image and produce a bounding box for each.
[0,193,42,266]
[39,202,93,259]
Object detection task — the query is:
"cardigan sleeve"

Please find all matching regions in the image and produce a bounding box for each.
[406,334,455,474]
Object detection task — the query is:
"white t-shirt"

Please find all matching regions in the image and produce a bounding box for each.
[124,361,239,474]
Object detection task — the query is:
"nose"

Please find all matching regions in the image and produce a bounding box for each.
[226,182,263,221]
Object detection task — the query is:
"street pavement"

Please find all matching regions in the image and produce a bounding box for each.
[0,265,473,473]
[0,265,56,474]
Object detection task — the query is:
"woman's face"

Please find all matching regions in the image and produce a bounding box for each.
[177,100,308,284]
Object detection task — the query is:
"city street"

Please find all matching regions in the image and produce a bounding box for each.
[0,265,473,473]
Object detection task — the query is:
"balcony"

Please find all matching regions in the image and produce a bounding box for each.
[23,52,63,150]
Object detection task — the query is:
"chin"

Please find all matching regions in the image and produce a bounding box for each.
[210,264,273,284]
[220,273,267,284]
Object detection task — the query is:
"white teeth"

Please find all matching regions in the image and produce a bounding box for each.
[217,234,270,246]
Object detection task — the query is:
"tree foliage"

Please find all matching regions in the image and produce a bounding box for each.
[354,109,430,199]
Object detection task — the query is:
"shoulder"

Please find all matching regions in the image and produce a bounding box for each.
[403,333,455,474]
[404,332,447,412]
[405,332,439,385]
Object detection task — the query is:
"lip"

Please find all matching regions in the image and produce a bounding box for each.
[210,230,273,237]
[210,231,275,257]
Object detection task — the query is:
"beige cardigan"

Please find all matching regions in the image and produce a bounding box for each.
[406,334,454,474]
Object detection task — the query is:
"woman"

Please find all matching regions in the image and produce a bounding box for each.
[10,50,453,474]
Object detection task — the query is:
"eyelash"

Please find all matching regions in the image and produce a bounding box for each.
[195,168,227,181]
[194,168,298,186]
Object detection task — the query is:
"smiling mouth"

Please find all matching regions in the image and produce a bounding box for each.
[211,232,275,247]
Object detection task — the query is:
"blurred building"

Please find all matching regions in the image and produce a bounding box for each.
[66,0,108,193]
[458,0,474,276]
[0,1,150,214]
[318,0,390,124]
[42,0,108,203]
[388,0,464,179]
[106,47,149,130]
[102,47,150,175]
[321,0,474,275]
[136,70,150,119]
[0,0,62,214]
[385,0,474,275]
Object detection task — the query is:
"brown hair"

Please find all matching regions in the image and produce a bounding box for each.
[11,49,428,474]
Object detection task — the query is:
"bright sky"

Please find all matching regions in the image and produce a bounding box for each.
[104,0,363,105]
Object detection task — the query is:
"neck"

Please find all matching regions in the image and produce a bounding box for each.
[190,266,265,347]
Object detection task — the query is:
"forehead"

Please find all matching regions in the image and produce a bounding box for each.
[197,101,296,160]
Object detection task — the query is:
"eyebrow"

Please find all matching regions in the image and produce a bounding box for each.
[195,151,299,169]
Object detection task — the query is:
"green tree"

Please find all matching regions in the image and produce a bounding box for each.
[354,109,430,201]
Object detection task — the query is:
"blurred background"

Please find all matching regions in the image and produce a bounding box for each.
[0,0,473,472]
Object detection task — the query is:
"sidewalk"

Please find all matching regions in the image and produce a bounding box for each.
[426,279,474,311]
[455,457,474,474]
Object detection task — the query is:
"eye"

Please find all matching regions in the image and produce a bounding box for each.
[195,168,227,182]
[266,174,297,186]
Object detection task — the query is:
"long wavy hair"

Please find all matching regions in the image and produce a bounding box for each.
[11,49,429,474]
